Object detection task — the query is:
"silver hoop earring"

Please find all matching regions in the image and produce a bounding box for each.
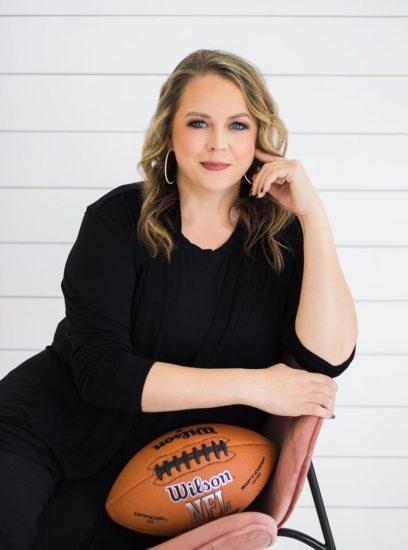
[243,172,253,185]
[164,148,175,184]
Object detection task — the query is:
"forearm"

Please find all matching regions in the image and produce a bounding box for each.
[296,199,358,365]
[141,361,338,419]
[141,361,246,413]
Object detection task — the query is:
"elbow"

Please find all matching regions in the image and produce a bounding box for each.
[70,351,108,407]
[325,341,357,367]
[328,316,358,366]
[295,313,358,366]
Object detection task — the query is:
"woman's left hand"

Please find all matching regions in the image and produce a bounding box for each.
[250,148,321,217]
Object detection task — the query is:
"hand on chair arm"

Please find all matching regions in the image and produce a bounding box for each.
[242,363,337,419]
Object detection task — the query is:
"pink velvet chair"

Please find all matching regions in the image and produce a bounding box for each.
[149,414,336,550]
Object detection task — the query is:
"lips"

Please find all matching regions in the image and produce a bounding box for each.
[201,162,231,171]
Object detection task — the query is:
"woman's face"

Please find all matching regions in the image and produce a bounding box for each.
[170,73,258,194]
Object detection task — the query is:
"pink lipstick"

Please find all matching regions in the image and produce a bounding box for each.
[201,162,230,171]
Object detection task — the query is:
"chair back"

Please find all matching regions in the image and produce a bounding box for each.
[259,414,323,526]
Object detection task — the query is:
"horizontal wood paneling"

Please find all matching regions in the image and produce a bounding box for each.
[0,133,144,189]
[0,244,68,296]
[288,134,408,191]
[1,0,407,16]
[1,133,407,191]
[356,302,408,354]
[1,189,407,245]
[0,188,95,242]
[1,75,408,133]
[2,244,407,300]
[0,298,65,349]
[281,507,407,550]
[0,244,69,295]
[0,298,406,353]
[337,248,408,300]
[1,17,407,74]
[291,191,408,246]
[335,355,408,407]
[314,408,408,456]
[297,458,408,507]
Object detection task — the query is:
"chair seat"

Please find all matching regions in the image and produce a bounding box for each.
[150,511,277,550]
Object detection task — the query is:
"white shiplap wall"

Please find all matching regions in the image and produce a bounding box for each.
[0,1,407,548]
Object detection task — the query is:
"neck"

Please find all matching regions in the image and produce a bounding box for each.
[177,180,241,230]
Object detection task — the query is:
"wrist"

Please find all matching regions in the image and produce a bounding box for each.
[298,202,333,239]
[237,368,260,408]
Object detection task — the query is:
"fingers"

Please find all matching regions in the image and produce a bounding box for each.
[309,371,338,389]
[304,403,334,419]
[250,164,288,197]
[302,372,337,418]
[254,148,281,162]
[306,392,336,413]
[309,374,338,395]
[260,363,338,418]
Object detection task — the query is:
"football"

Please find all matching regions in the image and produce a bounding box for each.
[105,423,277,537]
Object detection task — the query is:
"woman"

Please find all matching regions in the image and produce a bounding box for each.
[0,49,357,549]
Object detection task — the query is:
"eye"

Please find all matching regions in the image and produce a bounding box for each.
[188,120,207,128]
[231,121,248,130]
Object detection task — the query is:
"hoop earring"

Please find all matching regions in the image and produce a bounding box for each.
[164,148,175,184]
[243,172,253,185]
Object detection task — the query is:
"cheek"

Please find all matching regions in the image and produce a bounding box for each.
[236,139,256,161]
[175,130,203,157]
[236,128,256,151]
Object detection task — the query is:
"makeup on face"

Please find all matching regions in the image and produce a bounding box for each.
[171,74,257,189]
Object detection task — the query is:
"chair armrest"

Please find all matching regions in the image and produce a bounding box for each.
[149,511,277,550]
[258,414,323,526]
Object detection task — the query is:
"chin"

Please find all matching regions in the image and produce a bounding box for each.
[202,179,240,192]
[178,170,241,193]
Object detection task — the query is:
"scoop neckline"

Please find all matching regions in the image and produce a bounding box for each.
[178,227,238,255]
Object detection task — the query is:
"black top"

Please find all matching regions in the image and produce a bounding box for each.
[4,182,356,478]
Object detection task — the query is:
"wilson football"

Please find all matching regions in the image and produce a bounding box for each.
[105,423,277,537]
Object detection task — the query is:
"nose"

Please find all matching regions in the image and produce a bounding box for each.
[207,126,227,150]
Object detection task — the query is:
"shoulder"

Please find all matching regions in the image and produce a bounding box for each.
[85,181,145,238]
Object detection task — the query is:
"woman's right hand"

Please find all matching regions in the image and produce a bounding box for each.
[244,363,338,419]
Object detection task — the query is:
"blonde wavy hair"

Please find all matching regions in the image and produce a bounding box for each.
[137,48,295,272]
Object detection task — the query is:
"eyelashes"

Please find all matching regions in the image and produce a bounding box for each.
[187,120,207,129]
[187,120,249,130]
[231,121,248,130]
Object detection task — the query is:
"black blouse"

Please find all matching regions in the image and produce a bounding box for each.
[35,181,355,476]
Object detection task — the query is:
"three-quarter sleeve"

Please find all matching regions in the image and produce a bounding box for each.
[62,203,156,412]
[279,217,356,378]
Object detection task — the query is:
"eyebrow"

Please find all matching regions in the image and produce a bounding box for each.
[184,111,252,120]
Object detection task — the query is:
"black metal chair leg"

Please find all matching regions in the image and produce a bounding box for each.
[277,461,336,549]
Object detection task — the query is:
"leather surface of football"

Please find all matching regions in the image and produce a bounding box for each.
[105,423,277,537]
